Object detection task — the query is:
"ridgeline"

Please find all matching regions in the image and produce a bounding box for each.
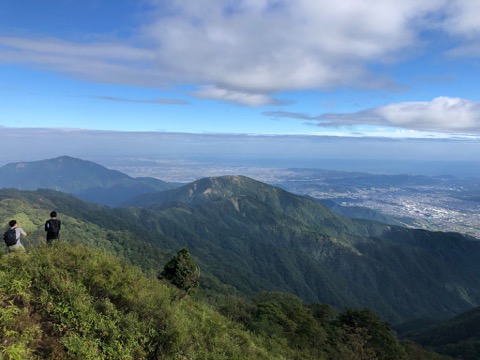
[1,157,479,358]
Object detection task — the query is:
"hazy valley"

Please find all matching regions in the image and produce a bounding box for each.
[112,161,480,239]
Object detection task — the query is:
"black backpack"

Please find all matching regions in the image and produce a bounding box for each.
[3,228,17,246]
[47,220,60,234]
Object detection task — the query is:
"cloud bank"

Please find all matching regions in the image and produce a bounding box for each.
[266,97,480,134]
[1,0,479,107]
[1,128,480,176]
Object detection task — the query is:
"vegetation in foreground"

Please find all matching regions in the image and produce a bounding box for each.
[0,242,448,359]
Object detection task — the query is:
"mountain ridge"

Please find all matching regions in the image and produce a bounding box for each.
[0,156,178,206]
[2,158,480,325]
[124,175,480,324]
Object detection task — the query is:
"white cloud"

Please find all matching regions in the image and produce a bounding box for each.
[285,97,480,134]
[0,36,167,87]
[144,0,444,92]
[1,0,479,105]
[0,1,445,103]
[440,1,480,57]
[93,96,188,105]
[442,0,480,37]
[193,85,287,106]
[374,97,480,132]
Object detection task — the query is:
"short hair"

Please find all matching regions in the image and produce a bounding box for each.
[50,211,57,217]
[8,220,16,227]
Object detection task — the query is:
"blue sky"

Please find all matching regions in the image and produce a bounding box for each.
[1,1,480,173]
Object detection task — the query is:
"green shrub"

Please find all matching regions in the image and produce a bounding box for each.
[161,247,200,296]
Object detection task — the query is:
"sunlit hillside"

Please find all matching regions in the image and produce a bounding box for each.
[0,242,449,359]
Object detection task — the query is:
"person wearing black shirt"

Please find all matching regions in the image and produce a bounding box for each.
[45,211,61,244]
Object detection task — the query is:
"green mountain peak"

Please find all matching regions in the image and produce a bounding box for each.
[0,156,177,206]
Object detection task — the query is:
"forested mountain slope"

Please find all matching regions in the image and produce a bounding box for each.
[2,174,480,325]
[0,156,177,206]
[404,305,480,360]
[0,185,443,358]
[125,176,480,324]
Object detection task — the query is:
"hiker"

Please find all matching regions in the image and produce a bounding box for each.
[3,220,27,253]
[45,211,61,244]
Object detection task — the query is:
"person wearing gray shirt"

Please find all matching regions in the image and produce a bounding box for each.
[5,219,27,253]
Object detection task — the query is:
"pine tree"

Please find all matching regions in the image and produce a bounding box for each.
[161,248,200,296]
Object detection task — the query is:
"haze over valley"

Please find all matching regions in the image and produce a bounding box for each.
[101,158,480,239]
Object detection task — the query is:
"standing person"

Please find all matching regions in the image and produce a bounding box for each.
[45,211,61,244]
[3,220,27,253]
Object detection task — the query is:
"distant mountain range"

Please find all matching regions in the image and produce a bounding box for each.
[2,157,480,326]
[0,156,178,206]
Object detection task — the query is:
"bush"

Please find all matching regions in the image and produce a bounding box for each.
[161,247,200,295]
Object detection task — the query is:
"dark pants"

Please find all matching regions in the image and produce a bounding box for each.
[46,233,59,244]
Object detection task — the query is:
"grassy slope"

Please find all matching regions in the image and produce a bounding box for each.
[0,190,170,276]
[0,242,287,359]
[0,242,450,360]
